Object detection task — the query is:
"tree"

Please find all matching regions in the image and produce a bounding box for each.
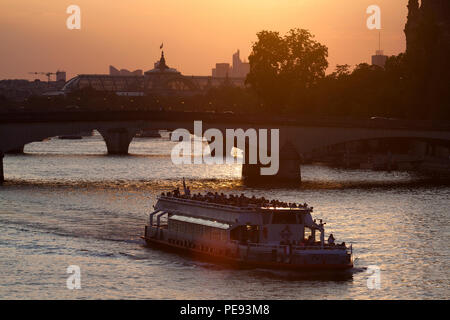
[246,28,328,112]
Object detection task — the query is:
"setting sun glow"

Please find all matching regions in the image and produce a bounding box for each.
[0,0,408,80]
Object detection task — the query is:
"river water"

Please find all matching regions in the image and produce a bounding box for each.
[0,132,448,299]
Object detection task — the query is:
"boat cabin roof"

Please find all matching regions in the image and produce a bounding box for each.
[170,214,230,230]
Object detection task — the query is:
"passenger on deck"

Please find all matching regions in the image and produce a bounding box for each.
[176,190,312,209]
[328,234,335,245]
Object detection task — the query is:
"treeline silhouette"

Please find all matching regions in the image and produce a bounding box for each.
[2,26,448,120]
[243,28,449,120]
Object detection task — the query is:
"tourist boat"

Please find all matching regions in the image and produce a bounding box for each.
[142,183,353,271]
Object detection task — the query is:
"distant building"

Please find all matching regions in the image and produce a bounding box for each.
[371,50,388,68]
[0,79,65,101]
[211,50,250,78]
[404,0,450,110]
[56,71,66,82]
[63,51,246,97]
[212,63,231,78]
[109,66,143,76]
[231,50,250,78]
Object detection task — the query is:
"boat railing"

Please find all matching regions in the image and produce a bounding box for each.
[158,195,259,212]
[293,244,350,252]
[246,242,282,250]
[231,240,351,253]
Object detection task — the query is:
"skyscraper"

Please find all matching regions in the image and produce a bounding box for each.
[211,50,250,78]
[231,50,250,78]
[371,50,388,68]
[212,63,231,78]
[56,71,66,82]
[371,32,388,68]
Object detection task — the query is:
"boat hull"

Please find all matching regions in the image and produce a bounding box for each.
[141,236,353,271]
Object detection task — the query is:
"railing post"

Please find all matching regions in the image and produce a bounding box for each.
[156,211,167,239]
[149,210,160,226]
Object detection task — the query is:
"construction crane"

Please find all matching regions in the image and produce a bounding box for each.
[28,72,56,82]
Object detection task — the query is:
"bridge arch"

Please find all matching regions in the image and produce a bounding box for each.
[1,112,450,183]
[0,121,150,182]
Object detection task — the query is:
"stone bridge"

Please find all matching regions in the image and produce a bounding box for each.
[1,110,449,183]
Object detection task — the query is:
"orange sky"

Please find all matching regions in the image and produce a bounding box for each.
[0,0,409,81]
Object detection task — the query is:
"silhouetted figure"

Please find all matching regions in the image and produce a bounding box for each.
[328,234,335,245]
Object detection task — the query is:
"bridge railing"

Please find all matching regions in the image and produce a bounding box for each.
[1,109,449,131]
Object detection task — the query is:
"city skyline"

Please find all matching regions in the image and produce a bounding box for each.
[1,0,408,80]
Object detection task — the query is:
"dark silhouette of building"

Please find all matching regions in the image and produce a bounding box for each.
[212,50,250,78]
[212,63,231,78]
[405,0,450,54]
[109,66,143,76]
[372,50,388,68]
[63,51,246,96]
[0,79,66,101]
[404,0,450,116]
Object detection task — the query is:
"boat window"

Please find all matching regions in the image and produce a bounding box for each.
[194,224,202,235]
[304,227,311,240]
[220,230,228,241]
[304,227,316,243]
[170,215,230,229]
[179,221,186,233]
[211,228,220,240]
[169,220,179,232]
[230,225,259,243]
[169,216,230,241]
[271,212,297,224]
[202,226,210,239]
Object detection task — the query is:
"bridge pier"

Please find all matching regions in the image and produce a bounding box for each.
[99,128,137,155]
[0,153,4,184]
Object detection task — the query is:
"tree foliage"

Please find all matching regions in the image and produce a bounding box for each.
[246,29,328,111]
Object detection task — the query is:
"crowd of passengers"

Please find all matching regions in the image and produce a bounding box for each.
[161,187,310,209]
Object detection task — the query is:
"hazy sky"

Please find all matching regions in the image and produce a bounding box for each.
[0,0,409,80]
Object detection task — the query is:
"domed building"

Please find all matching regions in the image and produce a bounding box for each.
[143,51,200,94]
[63,51,246,96]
